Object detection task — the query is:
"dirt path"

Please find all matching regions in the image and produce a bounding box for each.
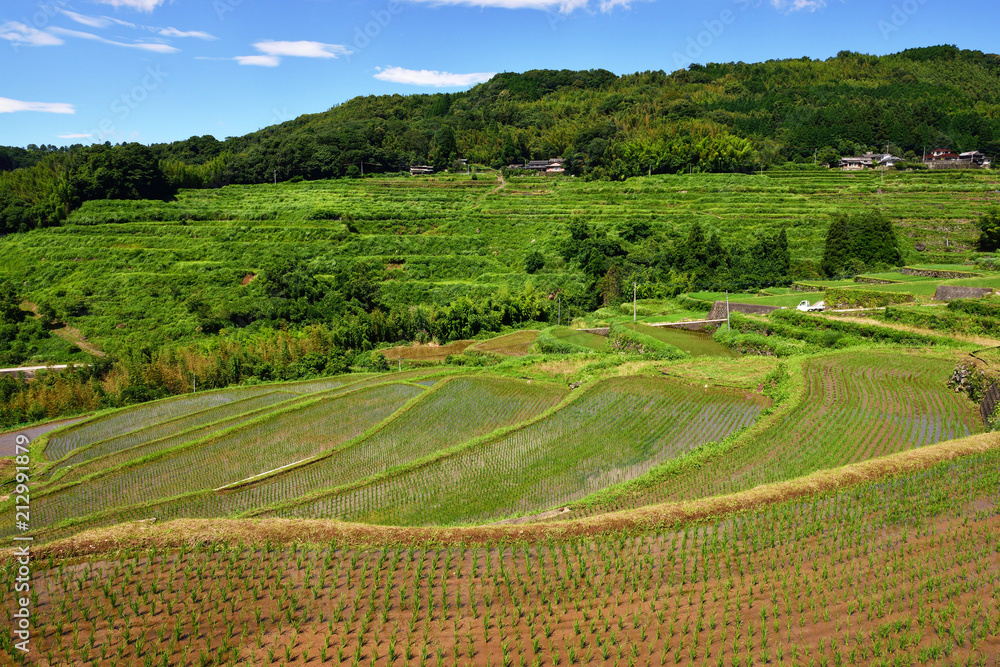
[21,301,106,358]
[52,324,106,357]
[472,171,507,208]
[818,311,1000,347]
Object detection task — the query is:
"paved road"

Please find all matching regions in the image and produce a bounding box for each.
[0,365,71,378]
[0,418,85,457]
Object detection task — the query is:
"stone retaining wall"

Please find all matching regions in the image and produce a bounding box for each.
[853,276,899,285]
[934,286,995,301]
[901,267,980,279]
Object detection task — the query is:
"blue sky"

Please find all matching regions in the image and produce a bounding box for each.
[0,0,997,147]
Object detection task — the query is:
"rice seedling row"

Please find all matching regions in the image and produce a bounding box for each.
[43,386,277,461]
[568,351,981,519]
[275,376,767,526]
[46,391,297,476]
[221,376,569,515]
[17,383,424,536]
[7,440,998,666]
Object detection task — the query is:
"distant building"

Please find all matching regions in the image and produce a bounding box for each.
[508,158,565,174]
[409,165,434,176]
[923,149,988,169]
[839,153,901,170]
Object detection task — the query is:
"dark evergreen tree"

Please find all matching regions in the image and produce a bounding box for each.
[975,208,1000,252]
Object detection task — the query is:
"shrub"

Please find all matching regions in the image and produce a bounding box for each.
[607,323,687,358]
[824,287,915,309]
[534,327,593,354]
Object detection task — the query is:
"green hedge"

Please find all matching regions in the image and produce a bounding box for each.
[769,309,949,346]
[607,323,688,359]
[534,327,594,354]
[824,287,915,309]
[676,294,714,312]
[882,304,1000,337]
[712,325,814,357]
[947,297,1000,318]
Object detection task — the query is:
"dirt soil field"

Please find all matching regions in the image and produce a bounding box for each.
[380,341,476,363]
[13,453,999,667]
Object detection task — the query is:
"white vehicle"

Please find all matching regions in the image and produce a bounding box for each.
[796,299,825,312]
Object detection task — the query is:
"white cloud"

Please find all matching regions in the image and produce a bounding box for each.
[58,133,93,139]
[159,27,217,40]
[235,54,281,67]
[58,9,113,29]
[253,40,351,59]
[230,40,352,67]
[0,21,64,46]
[770,0,826,11]
[0,97,75,114]
[374,66,496,87]
[49,26,179,52]
[400,0,636,12]
[93,0,166,12]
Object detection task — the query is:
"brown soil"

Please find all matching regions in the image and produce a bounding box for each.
[380,341,476,363]
[11,456,999,667]
[241,273,258,286]
[471,331,539,357]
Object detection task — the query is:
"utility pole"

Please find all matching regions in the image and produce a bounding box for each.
[814,148,817,165]
[192,372,196,393]
[558,296,561,326]
[273,168,277,185]
[633,282,637,323]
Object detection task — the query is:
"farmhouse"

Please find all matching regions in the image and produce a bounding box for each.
[409,165,435,175]
[839,153,901,170]
[923,149,989,169]
[508,158,565,174]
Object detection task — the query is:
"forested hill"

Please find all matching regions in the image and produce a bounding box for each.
[2,45,1000,233]
[153,45,1000,182]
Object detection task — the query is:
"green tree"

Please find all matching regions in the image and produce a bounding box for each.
[524,249,545,274]
[76,143,174,201]
[432,125,457,171]
[975,207,1000,252]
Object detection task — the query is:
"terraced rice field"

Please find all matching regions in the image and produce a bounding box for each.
[10,439,999,667]
[380,341,475,362]
[273,376,768,525]
[42,386,279,461]
[471,330,539,356]
[14,381,424,537]
[548,326,608,351]
[46,391,297,476]
[623,323,736,357]
[563,350,982,518]
[22,375,569,542]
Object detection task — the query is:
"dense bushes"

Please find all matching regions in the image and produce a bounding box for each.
[824,287,915,309]
[534,327,593,354]
[0,143,175,235]
[713,309,947,357]
[607,323,687,358]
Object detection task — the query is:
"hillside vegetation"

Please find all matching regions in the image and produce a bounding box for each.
[3,45,1000,235]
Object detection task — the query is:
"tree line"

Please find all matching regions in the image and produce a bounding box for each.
[4,46,1000,235]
